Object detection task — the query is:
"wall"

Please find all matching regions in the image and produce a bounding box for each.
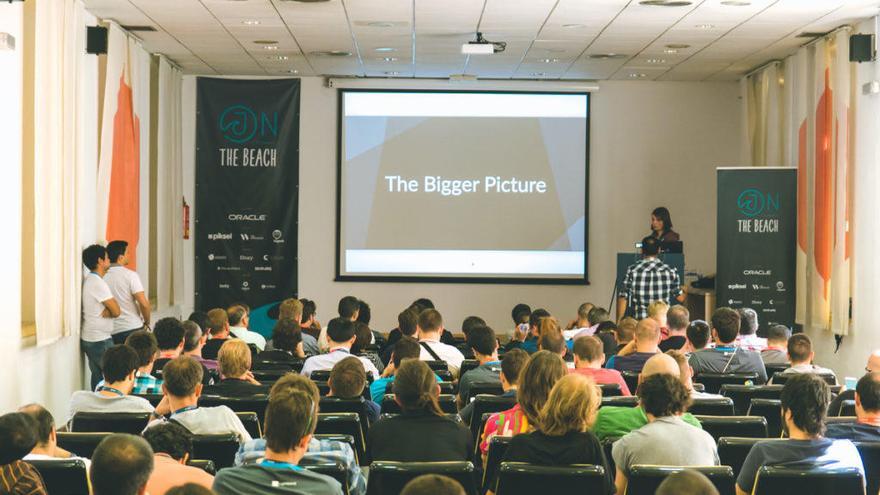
[181,76,744,334]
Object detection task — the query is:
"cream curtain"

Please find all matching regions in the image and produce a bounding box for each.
[745,62,785,167]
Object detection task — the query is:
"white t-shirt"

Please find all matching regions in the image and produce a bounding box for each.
[104,265,146,333]
[230,326,266,351]
[146,405,252,443]
[81,273,115,342]
[418,340,465,377]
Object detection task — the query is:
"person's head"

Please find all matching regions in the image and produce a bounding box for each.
[573,336,605,368]
[0,412,37,464]
[467,325,498,360]
[529,308,551,335]
[578,302,595,323]
[357,300,371,325]
[82,244,109,272]
[686,320,711,350]
[392,336,421,369]
[639,373,691,419]
[710,307,740,344]
[107,240,130,265]
[329,356,367,399]
[226,305,248,328]
[517,350,568,425]
[867,350,880,373]
[351,321,373,355]
[142,422,193,463]
[269,373,320,402]
[125,330,159,371]
[651,206,673,233]
[856,372,880,418]
[647,300,669,326]
[461,316,486,337]
[640,235,661,256]
[667,305,690,332]
[153,317,185,354]
[766,324,791,347]
[540,373,600,436]
[102,345,140,388]
[206,308,229,337]
[338,296,360,320]
[586,306,610,326]
[327,317,357,347]
[279,298,303,322]
[272,318,303,354]
[738,308,759,335]
[511,303,532,325]
[665,350,694,390]
[218,339,252,379]
[617,317,638,344]
[640,352,682,382]
[165,484,215,495]
[412,298,435,311]
[417,309,443,337]
[633,318,661,352]
[90,434,154,495]
[398,309,419,337]
[500,348,528,390]
[401,474,466,495]
[187,311,210,336]
[17,404,55,452]
[182,321,206,354]
[393,359,443,416]
[161,356,204,399]
[656,470,720,495]
[300,299,317,325]
[780,373,830,437]
[787,334,814,365]
[538,326,566,357]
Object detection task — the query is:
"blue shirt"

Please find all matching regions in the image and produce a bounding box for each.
[370,374,443,404]
[736,438,864,493]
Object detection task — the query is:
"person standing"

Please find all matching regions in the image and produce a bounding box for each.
[104,240,151,345]
[617,236,684,321]
[81,244,121,390]
[649,206,680,242]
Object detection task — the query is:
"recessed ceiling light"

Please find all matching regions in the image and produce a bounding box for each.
[384,71,399,76]
[374,47,397,52]
[629,72,647,78]
[380,56,398,62]
[720,0,751,5]
[695,23,715,29]
[663,48,679,54]
[530,72,547,77]
[589,53,628,59]
[264,45,278,51]
[253,40,278,45]
[242,20,261,26]
[537,47,567,53]
[665,43,691,49]
[538,58,559,63]
[367,21,396,28]
[639,0,693,6]
[267,55,289,61]
[278,0,330,3]
[562,23,586,29]
[646,58,666,64]
[310,51,352,57]
[285,69,299,74]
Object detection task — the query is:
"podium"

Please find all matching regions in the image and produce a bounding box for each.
[614,253,685,313]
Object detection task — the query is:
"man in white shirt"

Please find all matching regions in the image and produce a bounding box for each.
[104,240,151,345]
[19,403,91,470]
[68,345,156,426]
[227,304,266,351]
[417,309,465,377]
[318,296,360,352]
[301,318,379,379]
[770,334,837,384]
[563,302,594,340]
[81,244,121,390]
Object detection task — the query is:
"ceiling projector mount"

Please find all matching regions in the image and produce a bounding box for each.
[462,32,507,55]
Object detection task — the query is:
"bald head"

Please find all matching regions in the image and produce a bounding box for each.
[867,351,880,373]
[633,318,661,352]
[641,353,681,379]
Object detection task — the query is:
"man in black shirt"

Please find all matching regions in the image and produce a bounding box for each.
[202,308,231,361]
[659,305,689,352]
[827,372,880,441]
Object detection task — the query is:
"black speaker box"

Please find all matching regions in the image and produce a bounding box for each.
[849,33,875,63]
[86,26,107,55]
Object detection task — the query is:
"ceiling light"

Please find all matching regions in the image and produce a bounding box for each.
[663,48,679,54]
[646,58,666,64]
[589,53,628,59]
[242,20,261,26]
[384,71,399,76]
[374,47,397,52]
[629,72,647,78]
[639,0,693,6]
[562,23,586,29]
[381,56,398,62]
[367,21,396,28]
[695,23,715,29]
[538,58,559,63]
[278,0,330,3]
[665,43,691,49]
[538,47,567,53]
[253,40,278,45]
[720,0,751,5]
[285,69,299,74]
[264,45,278,51]
[310,50,352,57]
[530,72,547,77]
[267,55,289,61]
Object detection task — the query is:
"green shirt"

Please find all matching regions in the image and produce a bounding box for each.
[592,406,702,441]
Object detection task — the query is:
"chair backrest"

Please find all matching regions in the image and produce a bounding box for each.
[689,397,736,416]
[621,371,640,395]
[764,364,790,380]
[315,381,331,395]
[602,437,619,476]
[187,459,217,475]
[234,411,262,439]
[70,412,152,434]
[854,441,880,495]
[436,370,455,382]
[252,357,303,373]
[839,400,856,417]
[251,368,291,383]
[483,435,513,493]
[695,372,760,394]
[56,432,112,459]
[27,458,90,495]
[717,437,781,478]
[470,395,517,449]
[320,397,373,437]
[626,465,735,495]
[720,384,784,415]
[425,360,450,372]
[771,372,837,386]
[313,433,357,456]
[301,460,350,495]
[460,359,480,377]
[753,465,864,495]
[367,461,477,495]
[825,417,858,425]
[198,394,269,423]
[133,393,165,407]
[464,381,505,402]
[601,396,639,408]
[191,433,240,469]
[315,413,366,466]
[695,416,768,441]
[495,462,608,495]
[380,394,457,414]
[747,398,783,438]
[311,369,332,381]
[599,383,623,397]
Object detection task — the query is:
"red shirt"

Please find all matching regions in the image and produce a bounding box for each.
[568,367,632,395]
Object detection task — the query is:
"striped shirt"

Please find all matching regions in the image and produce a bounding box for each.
[0,461,47,495]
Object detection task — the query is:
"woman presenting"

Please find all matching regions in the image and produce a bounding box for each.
[650,206,680,242]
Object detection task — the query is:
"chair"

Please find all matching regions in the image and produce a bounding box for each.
[469,395,517,447]
[253,358,303,372]
[602,437,619,476]
[187,459,217,475]
[720,384,783,415]
[234,411,262,438]
[825,416,858,425]
[70,412,152,434]
[425,360,450,372]
[436,369,455,382]
[320,397,373,437]
[689,397,736,416]
[771,372,837,386]
[315,381,331,395]
[199,394,269,423]
[311,369,332,381]
[694,372,760,394]
[598,383,622,397]
[764,364,790,380]
[752,465,864,495]
[302,460,350,495]
[134,393,164,407]
[464,381,505,402]
[251,368,291,383]
[367,461,478,495]
[694,416,768,441]
[601,396,639,408]
[626,465,735,495]
[483,435,512,493]
[460,359,480,377]
[56,431,112,458]
[313,433,357,457]
[315,413,367,466]
[839,399,856,417]
[717,437,782,478]
[495,463,609,495]
[854,441,880,495]
[747,398,783,438]
[622,371,640,394]
[381,394,457,414]
[191,433,240,469]
[27,459,90,495]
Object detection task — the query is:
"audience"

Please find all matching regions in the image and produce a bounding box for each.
[612,373,719,494]
[227,304,266,352]
[260,317,305,361]
[770,333,836,383]
[142,422,213,495]
[562,302,594,339]
[0,412,47,495]
[457,325,502,406]
[416,309,465,376]
[401,474,466,495]
[124,330,163,394]
[667,350,723,399]
[202,308,231,360]
[761,324,791,365]
[278,298,319,355]
[371,336,433,405]
[510,303,532,336]
[614,317,638,354]
[18,404,86,466]
[830,350,880,415]
[328,356,380,424]
[460,348,528,425]
[81,244,121,390]
[686,319,711,353]
[154,317,187,364]
[538,318,571,361]
[826,372,880,441]
[647,300,670,334]
[735,374,864,495]
[352,321,385,374]
[736,307,766,350]
[299,298,322,341]
[380,308,419,367]
[104,239,151,345]
[656,470,720,495]
[301,318,379,378]
[68,344,155,424]
[457,315,487,358]
[203,339,269,396]
[570,336,631,395]
[689,308,767,384]
[181,320,219,372]
[606,318,661,373]
[90,433,154,495]
[318,296,361,352]
[506,308,550,354]
[165,484,214,495]
[659,305,690,352]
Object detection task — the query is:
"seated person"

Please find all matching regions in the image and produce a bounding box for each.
[367,360,472,462]
[509,302,532,336]
[490,374,614,495]
[647,300,670,338]
[830,350,880,415]
[18,404,89,468]
[760,324,791,366]
[538,319,572,361]
[181,320,219,372]
[593,353,702,441]
[203,339,269,396]
[826,372,880,441]
[227,304,266,352]
[735,374,864,495]
[504,308,550,354]
[143,423,213,495]
[736,308,766,350]
[416,309,465,377]
[770,334,836,384]
[125,330,163,394]
[328,356,380,424]
[380,308,419,367]
[460,348,528,425]
[401,475,466,495]
[89,433,154,495]
[456,315,487,359]
[201,308,231,361]
[606,318,661,373]
[686,319,711,353]
[318,296,362,352]
[351,321,384,375]
[277,298,318,356]
[614,317,638,355]
[570,335,631,395]
[68,344,155,425]
[613,373,720,494]
[458,325,502,407]
[566,304,605,340]
[0,412,48,495]
[301,318,379,379]
[234,374,365,495]
[259,317,305,362]
[154,317,187,363]
[480,350,568,457]
[299,298,322,341]
[371,336,431,405]
[657,470,721,495]
[594,321,620,359]
[667,350,724,399]
[146,356,251,442]
[688,307,767,384]
[659,305,690,352]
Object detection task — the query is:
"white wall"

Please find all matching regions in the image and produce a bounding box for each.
[181,76,743,333]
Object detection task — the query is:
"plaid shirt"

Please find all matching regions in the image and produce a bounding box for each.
[235,437,365,495]
[622,257,682,319]
[132,372,162,394]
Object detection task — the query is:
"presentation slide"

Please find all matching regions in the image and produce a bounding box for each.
[337,90,589,282]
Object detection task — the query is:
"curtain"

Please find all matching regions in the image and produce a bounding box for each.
[745,62,785,167]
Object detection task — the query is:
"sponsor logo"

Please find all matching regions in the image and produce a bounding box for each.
[272,230,282,240]
[737,188,780,218]
[743,269,771,276]
[240,255,254,261]
[242,281,249,288]
[752,284,770,290]
[207,254,228,261]
[261,284,277,290]
[219,283,230,289]
[750,300,762,305]
[776,281,786,291]
[208,232,232,241]
[727,284,746,290]
[240,233,265,241]
[217,266,241,271]
[219,104,278,145]
[255,266,272,272]
[727,299,742,305]
[228,214,267,222]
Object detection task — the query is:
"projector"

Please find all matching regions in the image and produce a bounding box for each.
[462,32,506,55]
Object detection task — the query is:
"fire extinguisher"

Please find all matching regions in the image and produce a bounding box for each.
[183,198,190,240]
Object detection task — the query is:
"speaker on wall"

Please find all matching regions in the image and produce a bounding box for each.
[849,34,875,63]
[86,26,107,55]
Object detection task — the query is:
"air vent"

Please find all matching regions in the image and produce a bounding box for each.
[310,51,352,57]
[121,25,157,32]
[279,0,330,2]
[589,53,628,60]
[639,0,693,6]
[796,32,828,38]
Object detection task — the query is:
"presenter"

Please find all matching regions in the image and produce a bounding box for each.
[617,236,685,321]
[650,207,680,242]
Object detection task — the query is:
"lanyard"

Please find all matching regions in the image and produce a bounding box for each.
[172,405,198,416]
[261,459,302,471]
[99,386,124,397]
[485,361,502,366]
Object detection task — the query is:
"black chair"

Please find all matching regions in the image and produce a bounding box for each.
[315,381,331,395]
[70,412,152,434]
[626,465,735,495]
[602,437,619,477]
[771,372,837,386]
[425,360,450,372]
[483,435,512,493]
[320,397,373,437]
[598,383,623,397]
[234,411,262,438]
[752,465,863,495]
[460,359,480,377]
[381,394,457,414]
[747,398,783,438]
[436,370,455,382]
[689,397,736,416]
[313,433,357,456]
[695,416,768,441]
[854,441,880,495]
[717,437,782,478]
[694,372,760,394]
[199,394,269,423]
[720,384,783,415]
[367,461,478,495]
[839,399,856,417]
[315,413,367,466]
[187,459,217,475]
[134,393,164,407]
[469,395,517,445]
[495,463,608,495]
[622,371,640,394]
[311,370,332,381]
[825,416,858,425]
[464,381,505,402]
[27,458,89,495]
[379,413,462,423]
[386,381,454,395]
[56,431,111,458]
[251,368,291,383]
[601,396,639,408]
[302,460,350,495]
[253,358,303,372]
[191,433,240,469]
[764,364,790,380]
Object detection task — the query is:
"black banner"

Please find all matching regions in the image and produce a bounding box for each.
[717,168,796,330]
[195,78,299,318]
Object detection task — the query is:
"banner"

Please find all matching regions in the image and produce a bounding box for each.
[195,78,299,323]
[717,167,796,330]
